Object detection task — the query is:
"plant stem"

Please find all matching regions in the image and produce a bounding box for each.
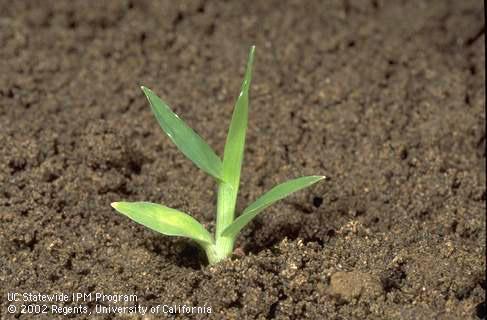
[214,182,237,263]
[202,243,219,265]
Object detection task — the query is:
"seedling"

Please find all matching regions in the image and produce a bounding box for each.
[111,46,325,265]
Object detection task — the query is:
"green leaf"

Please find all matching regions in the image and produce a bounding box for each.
[222,45,255,188]
[221,175,325,238]
[111,202,213,245]
[141,86,223,180]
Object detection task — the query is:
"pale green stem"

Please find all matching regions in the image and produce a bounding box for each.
[200,243,219,265]
[214,182,237,263]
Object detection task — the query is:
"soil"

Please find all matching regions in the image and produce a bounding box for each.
[0,0,485,319]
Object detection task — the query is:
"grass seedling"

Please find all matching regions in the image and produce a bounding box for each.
[111,46,325,265]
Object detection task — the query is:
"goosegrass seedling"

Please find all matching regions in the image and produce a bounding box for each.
[111,46,325,264]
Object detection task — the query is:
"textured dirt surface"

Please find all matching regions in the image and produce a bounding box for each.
[0,1,485,319]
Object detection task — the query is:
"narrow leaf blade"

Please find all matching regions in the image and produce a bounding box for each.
[222,46,255,187]
[141,86,222,180]
[221,176,325,238]
[111,201,213,244]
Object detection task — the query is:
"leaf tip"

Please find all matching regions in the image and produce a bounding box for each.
[111,202,120,209]
[247,46,255,68]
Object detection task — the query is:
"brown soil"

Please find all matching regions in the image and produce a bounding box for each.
[0,1,485,319]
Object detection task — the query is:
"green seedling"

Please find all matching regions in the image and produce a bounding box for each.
[111,46,325,265]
